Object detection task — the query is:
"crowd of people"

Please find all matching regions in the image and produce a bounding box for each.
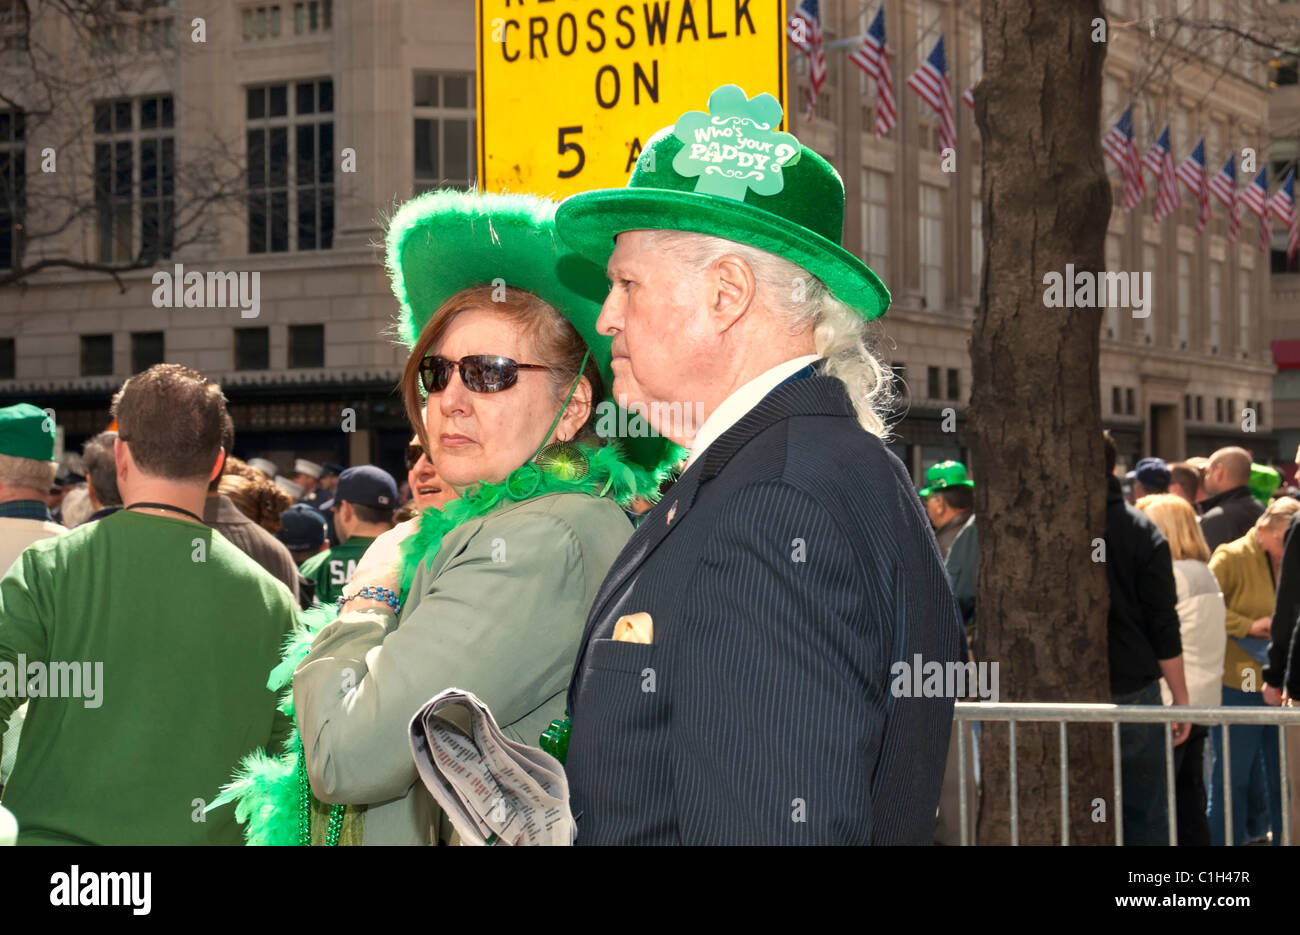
[8,85,1292,848]
[918,442,1300,846]
[0,95,965,844]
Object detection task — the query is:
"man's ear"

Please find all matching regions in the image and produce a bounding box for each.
[708,254,757,334]
[208,447,226,485]
[113,436,130,486]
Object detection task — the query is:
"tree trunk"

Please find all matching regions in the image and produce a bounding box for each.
[970,0,1114,845]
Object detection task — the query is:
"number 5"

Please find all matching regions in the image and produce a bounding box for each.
[558,126,585,179]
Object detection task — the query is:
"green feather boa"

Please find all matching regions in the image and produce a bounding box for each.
[209,440,680,845]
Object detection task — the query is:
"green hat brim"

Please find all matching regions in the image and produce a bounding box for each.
[554,188,890,321]
[919,480,975,497]
[385,189,679,475]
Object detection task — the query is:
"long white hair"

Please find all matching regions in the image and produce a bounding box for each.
[643,230,897,439]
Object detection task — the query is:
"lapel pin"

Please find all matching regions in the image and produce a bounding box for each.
[666,500,678,525]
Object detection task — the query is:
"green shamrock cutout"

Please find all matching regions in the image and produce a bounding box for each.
[671,85,802,201]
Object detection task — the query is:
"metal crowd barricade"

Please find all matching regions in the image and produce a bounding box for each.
[951,702,1300,845]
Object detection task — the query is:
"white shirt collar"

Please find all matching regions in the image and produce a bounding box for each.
[683,355,820,471]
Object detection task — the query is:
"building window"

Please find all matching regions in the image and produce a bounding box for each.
[1208,261,1221,353]
[414,72,476,194]
[235,326,270,370]
[137,12,177,51]
[1176,252,1190,349]
[1141,243,1156,344]
[288,324,324,368]
[1104,235,1121,339]
[860,168,890,285]
[1226,398,1235,424]
[0,107,23,270]
[242,5,282,40]
[927,365,941,400]
[130,331,164,373]
[293,0,331,34]
[247,79,333,252]
[1215,397,1223,423]
[1112,386,1122,415]
[0,336,13,379]
[1125,387,1135,416]
[946,368,960,401]
[919,184,945,311]
[891,362,907,399]
[94,95,174,263]
[1270,55,1297,86]
[1184,395,1192,420]
[1239,275,1251,358]
[1,0,31,55]
[81,334,113,376]
[1196,396,1203,422]
[1258,400,1265,425]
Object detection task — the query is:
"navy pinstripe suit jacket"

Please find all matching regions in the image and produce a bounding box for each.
[565,372,964,844]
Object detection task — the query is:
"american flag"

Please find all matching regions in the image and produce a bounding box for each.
[1207,154,1240,244]
[962,85,974,109]
[788,0,826,119]
[907,36,956,154]
[1101,107,1145,212]
[1152,129,1180,223]
[1142,124,1171,180]
[1270,169,1298,262]
[848,6,896,137]
[1241,167,1271,254]
[1174,138,1210,233]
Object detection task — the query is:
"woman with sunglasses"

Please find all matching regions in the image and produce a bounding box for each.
[213,191,677,845]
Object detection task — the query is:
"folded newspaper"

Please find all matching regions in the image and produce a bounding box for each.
[408,688,575,846]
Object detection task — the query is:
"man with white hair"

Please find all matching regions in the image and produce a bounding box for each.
[554,85,963,844]
[0,403,66,795]
[0,404,65,571]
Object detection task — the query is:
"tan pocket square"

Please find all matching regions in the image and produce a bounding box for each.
[613,612,654,645]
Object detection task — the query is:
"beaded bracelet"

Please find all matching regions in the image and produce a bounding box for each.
[336,585,401,614]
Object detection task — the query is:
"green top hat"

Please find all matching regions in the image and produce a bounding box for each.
[0,403,56,462]
[384,189,676,475]
[919,460,974,497]
[1249,462,1281,505]
[554,84,890,321]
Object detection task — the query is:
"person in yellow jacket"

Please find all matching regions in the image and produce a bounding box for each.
[1207,497,1300,845]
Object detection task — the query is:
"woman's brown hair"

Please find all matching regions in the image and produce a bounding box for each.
[400,285,605,458]
[219,472,292,533]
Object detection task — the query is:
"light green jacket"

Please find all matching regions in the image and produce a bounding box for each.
[293,491,633,845]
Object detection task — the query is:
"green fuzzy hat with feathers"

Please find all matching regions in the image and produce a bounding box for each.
[385,189,679,476]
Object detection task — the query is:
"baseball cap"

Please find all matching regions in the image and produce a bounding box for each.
[1134,457,1171,490]
[277,503,329,551]
[321,465,398,512]
[0,403,56,462]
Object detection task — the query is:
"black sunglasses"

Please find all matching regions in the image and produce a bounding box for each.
[404,443,425,471]
[418,354,554,394]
